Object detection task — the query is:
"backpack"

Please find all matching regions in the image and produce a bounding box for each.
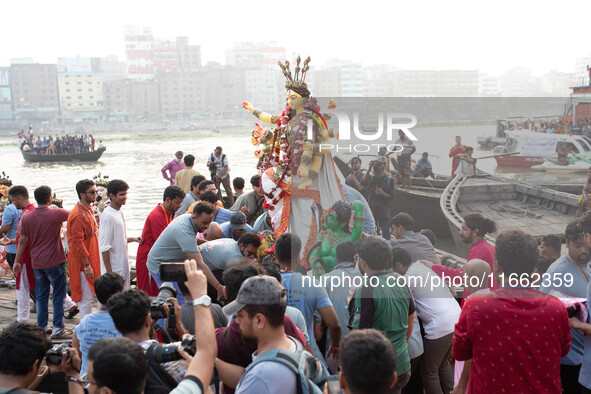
[239,337,329,394]
[144,342,179,394]
[209,153,226,174]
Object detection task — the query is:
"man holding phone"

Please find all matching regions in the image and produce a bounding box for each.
[147,202,226,303]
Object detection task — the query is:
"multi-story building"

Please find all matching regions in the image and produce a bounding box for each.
[0,67,13,120]
[176,37,201,71]
[153,40,179,73]
[156,70,206,118]
[130,80,160,118]
[56,57,104,121]
[226,42,286,69]
[125,26,154,80]
[103,79,132,120]
[10,63,60,120]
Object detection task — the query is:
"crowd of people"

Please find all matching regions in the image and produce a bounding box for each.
[18,128,100,155]
[2,139,591,394]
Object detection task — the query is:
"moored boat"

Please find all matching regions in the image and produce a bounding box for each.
[440,172,579,258]
[21,147,106,162]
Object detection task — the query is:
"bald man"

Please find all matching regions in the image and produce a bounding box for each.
[197,222,222,245]
[463,258,492,295]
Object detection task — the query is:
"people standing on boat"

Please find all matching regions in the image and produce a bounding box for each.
[207,146,235,207]
[14,185,72,339]
[454,146,476,176]
[90,134,95,151]
[98,179,142,290]
[540,221,590,394]
[412,152,436,179]
[395,129,416,190]
[578,167,591,216]
[376,146,396,175]
[174,154,200,194]
[161,150,185,186]
[345,157,369,199]
[362,157,395,240]
[449,136,466,176]
[66,179,101,319]
[136,186,185,297]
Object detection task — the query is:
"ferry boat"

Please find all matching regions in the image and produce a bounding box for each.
[21,146,106,162]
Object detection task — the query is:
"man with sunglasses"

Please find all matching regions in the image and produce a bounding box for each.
[67,179,101,319]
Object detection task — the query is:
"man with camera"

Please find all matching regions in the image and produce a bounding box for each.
[148,202,226,302]
[361,157,395,240]
[207,146,234,207]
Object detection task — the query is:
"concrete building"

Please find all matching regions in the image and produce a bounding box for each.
[226,42,285,69]
[101,55,127,82]
[176,37,201,71]
[153,40,179,73]
[156,70,206,118]
[56,57,104,121]
[10,63,60,120]
[125,26,154,80]
[103,79,132,120]
[131,80,160,118]
[541,70,575,97]
[0,67,13,120]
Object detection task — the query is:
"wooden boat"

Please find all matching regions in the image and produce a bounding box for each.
[21,147,106,162]
[440,172,579,258]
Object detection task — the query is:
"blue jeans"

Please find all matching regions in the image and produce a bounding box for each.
[34,263,67,332]
[377,216,391,240]
[151,271,186,306]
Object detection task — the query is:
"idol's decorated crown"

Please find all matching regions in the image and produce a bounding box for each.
[278,56,311,90]
[0,172,12,187]
[93,173,109,187]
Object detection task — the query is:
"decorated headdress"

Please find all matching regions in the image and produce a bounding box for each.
[0,172,12,187]
[93,173,110,187]
[278,56,311,90]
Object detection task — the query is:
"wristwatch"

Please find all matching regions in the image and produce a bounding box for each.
[192,295,211,307]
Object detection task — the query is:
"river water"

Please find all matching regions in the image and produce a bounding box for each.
[0,124,584,258]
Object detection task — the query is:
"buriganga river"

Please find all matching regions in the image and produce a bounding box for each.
[0,125,585,260]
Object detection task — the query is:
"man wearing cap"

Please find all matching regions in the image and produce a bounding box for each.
[224,275,319,394]
[161,150,186,186]
[220,211,254,241]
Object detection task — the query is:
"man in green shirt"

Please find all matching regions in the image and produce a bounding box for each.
[349,237,415,393]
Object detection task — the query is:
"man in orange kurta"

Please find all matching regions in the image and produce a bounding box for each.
[136,186,185,296]
[67,179,100,318]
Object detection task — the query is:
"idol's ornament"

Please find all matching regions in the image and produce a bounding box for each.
[0,172,12,222]
[92,173,110,224]
[243,56,349,271]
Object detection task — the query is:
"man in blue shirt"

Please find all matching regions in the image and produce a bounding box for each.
[1,186,25,268]
[199,190,232,225]
[220,211,253,240]
[541,220,591,394]
[412,152,435,178]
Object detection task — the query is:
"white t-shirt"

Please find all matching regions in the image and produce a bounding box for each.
[405,261,461,340]
[99,206,130,288]
[235,338,298,394]
[454,159,475,176]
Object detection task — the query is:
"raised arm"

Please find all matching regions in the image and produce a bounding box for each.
[242,101,279,124]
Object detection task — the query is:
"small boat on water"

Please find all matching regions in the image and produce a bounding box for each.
[531,158,591,173]
[21,147,106,162]
[441,172,579,258]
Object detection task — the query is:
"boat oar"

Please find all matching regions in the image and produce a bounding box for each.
[473,151,521,160]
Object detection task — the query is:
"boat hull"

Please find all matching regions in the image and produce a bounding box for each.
[494,155,544,168]
[21,147,106,162]
[390,187,450,237]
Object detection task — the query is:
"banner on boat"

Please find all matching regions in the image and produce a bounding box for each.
[521,135,557,156]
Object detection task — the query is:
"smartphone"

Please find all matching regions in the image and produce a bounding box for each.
[160,262,187,282]
[326,375,343,394]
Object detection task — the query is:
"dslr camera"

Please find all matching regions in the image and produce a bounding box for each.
[146,335,196,364]
[46,343,71,365]
[150,282,177,321]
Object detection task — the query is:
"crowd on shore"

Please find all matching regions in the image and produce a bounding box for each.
[17,127,100,155]
[1,141,591,394]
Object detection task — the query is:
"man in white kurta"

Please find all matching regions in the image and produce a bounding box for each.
[98,180,141,289]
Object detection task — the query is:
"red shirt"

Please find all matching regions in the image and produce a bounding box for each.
[432,239,498,301]
[453,288,571,394]
[20,206,69,269]
[136,204,172,295]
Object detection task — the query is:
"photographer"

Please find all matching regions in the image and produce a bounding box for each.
[361,157,395,240]
[0,322,85,394]
[107,288,187,387]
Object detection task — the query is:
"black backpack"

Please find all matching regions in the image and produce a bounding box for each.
[144,343,179,394]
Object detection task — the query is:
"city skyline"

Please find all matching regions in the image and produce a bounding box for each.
[2,0,590,78]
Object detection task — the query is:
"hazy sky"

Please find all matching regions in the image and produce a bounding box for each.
[2,0,590,76]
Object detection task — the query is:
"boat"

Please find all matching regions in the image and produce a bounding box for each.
[21,147,106,162]
[440,172,579,258]
[531,158,591,173]
[493,130,591,168]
